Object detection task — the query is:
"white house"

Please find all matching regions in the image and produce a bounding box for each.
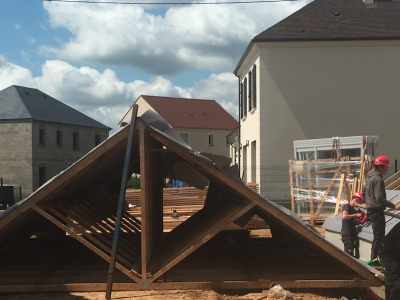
[234,0,400,201]
[120,95,238,157]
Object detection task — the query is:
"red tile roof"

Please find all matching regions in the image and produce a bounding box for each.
[140,95,238,130]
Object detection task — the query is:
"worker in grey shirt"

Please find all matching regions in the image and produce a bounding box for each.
[365,155,400,260]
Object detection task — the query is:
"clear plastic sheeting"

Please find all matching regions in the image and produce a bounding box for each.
[289,158,369,219]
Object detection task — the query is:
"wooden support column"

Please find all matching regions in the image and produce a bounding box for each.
[140,128,164,281]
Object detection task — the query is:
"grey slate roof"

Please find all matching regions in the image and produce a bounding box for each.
[234,0,400,74]
[255,0,400,42]
[0,85,110,129]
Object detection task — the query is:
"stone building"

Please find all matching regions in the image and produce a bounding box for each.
[0,85,110,196]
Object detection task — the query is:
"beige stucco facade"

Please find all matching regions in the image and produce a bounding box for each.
[121,97,231,156]
[237,39,400,199]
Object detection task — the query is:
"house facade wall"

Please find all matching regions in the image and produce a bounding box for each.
[237,39,400,201]
[121,98,232,157]
[172,127,230,156]
[0,122,33,196]
[31,121,109,191]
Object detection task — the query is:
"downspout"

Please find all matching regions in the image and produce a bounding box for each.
[236,74,241,177]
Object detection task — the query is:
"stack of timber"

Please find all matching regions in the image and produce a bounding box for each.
[289,157,365,224]
[126,184,264,231]
[0,109,383,294]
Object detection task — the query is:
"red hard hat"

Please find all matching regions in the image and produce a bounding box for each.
[353,192,364,203]
[374,155,391,166]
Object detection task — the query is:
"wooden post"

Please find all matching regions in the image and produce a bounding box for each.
[334,173,346,215]
[140,128,164,281]
[352,178,358,195]
[288,160,296,213]
[307,160,314,225]
[358,138,367,192]
[314,159,344,217]
[105,104,138,300]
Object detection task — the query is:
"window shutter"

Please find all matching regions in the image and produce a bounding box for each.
[253,64,257,109]
[248,71,252,111]
[243,78,247,117]
[240,82,244,119]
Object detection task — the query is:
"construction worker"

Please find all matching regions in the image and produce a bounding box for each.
[378,222,400,299]
[365,155,400,260]
[341,192,367,257]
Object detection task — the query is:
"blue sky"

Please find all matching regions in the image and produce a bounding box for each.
[0,0,309,131]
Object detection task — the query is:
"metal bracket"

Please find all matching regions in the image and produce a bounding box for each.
[139,278,150,288]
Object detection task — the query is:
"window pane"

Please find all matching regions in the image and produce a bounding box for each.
[39,167,47,186]
[180,133,189,144]
[39,129,45,145]
[95,134,101,146]
[208,134,214,146]
[73,132,80,150]
[57,130,62,146]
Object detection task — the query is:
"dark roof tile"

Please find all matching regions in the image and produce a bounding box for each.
[0,86,110,129]
[254,0,400,42]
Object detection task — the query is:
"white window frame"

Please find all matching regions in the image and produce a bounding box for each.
[207,133,215,146]
[179,132,189,144]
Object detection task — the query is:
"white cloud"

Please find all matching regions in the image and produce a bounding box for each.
[40,0,309,74]
[14,24,21,30]
[0,58,238,131]
[27,37,36,45]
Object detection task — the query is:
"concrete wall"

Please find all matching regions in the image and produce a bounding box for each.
[238,55,261,184]
[237,39,400,199]
[0,122,33,195]
[32,121,109,190]
[263,40,400,166]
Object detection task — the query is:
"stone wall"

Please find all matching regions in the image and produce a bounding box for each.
[31,121,109,191]
[0,121,33,197]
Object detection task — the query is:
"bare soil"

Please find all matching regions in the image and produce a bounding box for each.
[0,288,369,300]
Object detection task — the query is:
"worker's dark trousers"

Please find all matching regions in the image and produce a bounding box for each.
[379,243,400,300]
[367,209,385,260]
[342,235,355,257]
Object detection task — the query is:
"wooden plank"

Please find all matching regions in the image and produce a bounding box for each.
[352,177,358,195]
[289,160,295,213]
[58,205,137,268]
[140,129,164,279]
[0,278,381,293]
[49,207,136,270]
[357,138,367,192]
[150,200,258,282]
[146,127,382,286]
[76,203,139,259]
[307,160,314,225]
[26,201,139,282]
[334,174,346,215]
[385,170,400,187]
[314,161,343,217]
